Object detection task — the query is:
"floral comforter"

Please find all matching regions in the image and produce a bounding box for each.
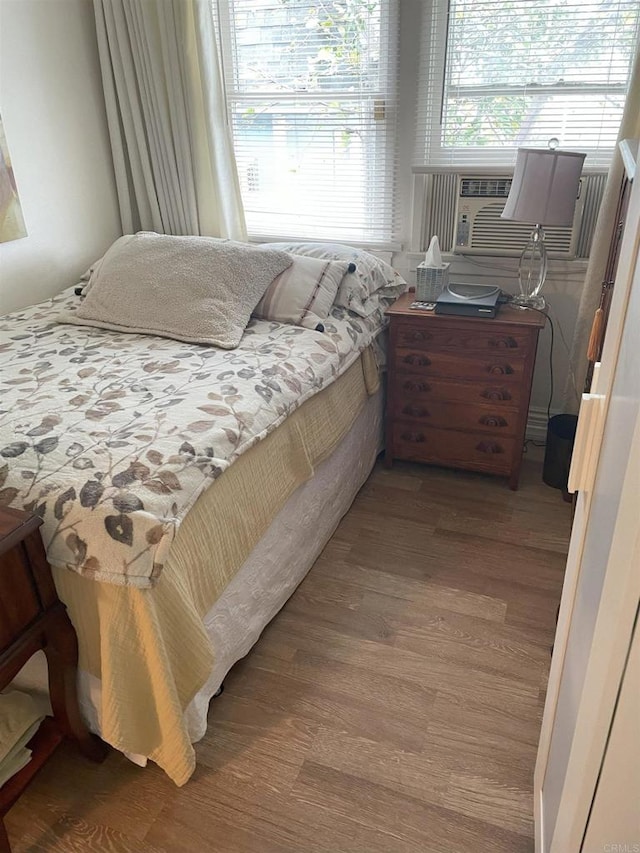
[0,288,388,588]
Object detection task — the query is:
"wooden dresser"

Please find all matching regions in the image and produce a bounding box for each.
[385,292,545,489]
[0,507,106,852]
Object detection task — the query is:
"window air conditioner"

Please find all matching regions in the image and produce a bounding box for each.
[453,176,584,259]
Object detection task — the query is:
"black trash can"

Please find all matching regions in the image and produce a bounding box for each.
[543,414,578,491]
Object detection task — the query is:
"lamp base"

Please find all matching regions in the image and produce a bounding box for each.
[512,293,546,311]
[517,224,548,311]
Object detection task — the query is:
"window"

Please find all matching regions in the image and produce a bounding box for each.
[416,0,640,168]
[217,0,399,246]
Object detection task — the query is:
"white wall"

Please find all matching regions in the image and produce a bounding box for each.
[0,0,121,314]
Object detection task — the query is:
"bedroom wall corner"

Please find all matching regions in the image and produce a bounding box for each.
[0,0,121,314]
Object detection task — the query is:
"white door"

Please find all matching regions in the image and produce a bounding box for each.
[581,617,640,852]
[535,143,640,853]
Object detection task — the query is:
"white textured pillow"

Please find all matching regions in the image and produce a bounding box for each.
[59,233,292,348]
[263,242,407,317]
[253,255,351,330]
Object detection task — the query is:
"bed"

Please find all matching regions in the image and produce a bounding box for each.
[1,259,394,785]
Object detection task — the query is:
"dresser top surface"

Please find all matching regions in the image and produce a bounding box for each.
[386,292,546,329]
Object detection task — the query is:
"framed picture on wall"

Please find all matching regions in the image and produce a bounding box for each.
[0,111,27,243]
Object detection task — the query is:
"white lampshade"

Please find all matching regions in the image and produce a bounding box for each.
[501,148,586,227]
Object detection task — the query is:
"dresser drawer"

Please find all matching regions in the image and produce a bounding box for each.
[393,398,520,437]
[394,348,526,382]
[395,372,523,407]
[396,320,532,355]
[392,423,516,475]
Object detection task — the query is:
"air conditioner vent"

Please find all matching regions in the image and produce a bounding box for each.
[460,178,512,198]
[471,203,574,255]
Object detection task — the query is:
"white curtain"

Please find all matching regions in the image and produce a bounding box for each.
[562,41,640,412]
[93,0,246,240]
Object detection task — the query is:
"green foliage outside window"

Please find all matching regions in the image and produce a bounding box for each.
[442,0,639,149]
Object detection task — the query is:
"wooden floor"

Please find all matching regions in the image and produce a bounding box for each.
[5,454,570,853]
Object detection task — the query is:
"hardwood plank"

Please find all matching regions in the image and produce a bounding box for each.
[9,811,163,853]
[306,728,535,837]
[366,466,423,492]
[432,539,564,592]
[306,728,450,806]
[356,478,512,519]
[377,599,551,684]
[436,508,570,555]
[315,558,508,622]
[238,649,438,731]
[222,661,428,753]
[199,694,317,796]
[149,763,426,853]
[284,575,398,644]
[331,506,437,551]
[144,763,304,853]
[257,614,542,713]
[146,808,298,853]
[4,743,170,845]
[350,525,567,592]
[293,761,534,853]
[444,772,533,837]
[425,690,543,755]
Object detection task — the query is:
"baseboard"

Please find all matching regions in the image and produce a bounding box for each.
[527,407,551,442]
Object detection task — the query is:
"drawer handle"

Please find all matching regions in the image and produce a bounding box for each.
[479,414,508,428]
[476,440,505,454]
[403,379,431,393]
[487,363,514,376]
[406,330,432,343]
[481,387,512,401]
[402,353,431,367]
[401,431,426,443]
[489,336,518,350]
[402,404,430,418]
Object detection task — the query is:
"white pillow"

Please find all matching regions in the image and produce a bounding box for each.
[253,255,351,330]
[59,233,292,348]
[263,242,407,317]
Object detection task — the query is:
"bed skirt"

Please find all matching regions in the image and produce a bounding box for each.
[184,382,383,743]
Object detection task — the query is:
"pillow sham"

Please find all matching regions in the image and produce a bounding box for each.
[253,254,352,330]
[59,232,292,348]
[263,242,407,317]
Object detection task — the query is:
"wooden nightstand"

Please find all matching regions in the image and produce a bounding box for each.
[385,292,545,489]
[0,507,106,852]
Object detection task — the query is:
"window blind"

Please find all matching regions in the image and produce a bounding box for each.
[415,0,640,168]
[217,0,399,246]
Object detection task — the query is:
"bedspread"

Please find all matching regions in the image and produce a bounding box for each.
[52,356,379,784]
[0,288,387,588]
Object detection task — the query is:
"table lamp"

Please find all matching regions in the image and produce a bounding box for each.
[501,143,586,309]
